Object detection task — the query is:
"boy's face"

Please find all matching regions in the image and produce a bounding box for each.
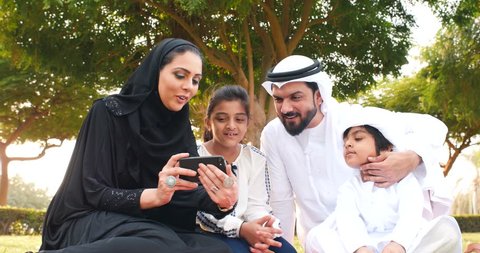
[343,126,377,168]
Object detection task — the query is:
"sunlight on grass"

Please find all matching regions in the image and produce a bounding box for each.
[1,234,479,252]
[294,236,304,253]
[0,235,41,253]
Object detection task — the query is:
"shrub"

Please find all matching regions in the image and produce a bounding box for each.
[0,206,45,235]
[454,215,480,233]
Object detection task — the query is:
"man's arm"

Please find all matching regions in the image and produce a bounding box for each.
[260,125,296,243]
[360,109,447,188]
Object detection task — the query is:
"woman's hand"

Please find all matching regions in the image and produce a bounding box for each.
[240,216,283,253]
[360,150,420,188]
[198,163,238,210]
[140,153,199,209]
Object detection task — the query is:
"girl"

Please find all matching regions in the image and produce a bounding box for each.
[196,85,297,253]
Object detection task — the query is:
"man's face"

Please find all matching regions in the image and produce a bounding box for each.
[272,82,322,136]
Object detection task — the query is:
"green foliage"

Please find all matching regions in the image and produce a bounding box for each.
[359,14,480,175]
[419,18,480,142]
[455,215,480,232]
[0,0,418,100]
[7,175,51,210]
[0,207,45,235]
[427,0,479,27]
[358,76,432,114]
[0,57,102,143]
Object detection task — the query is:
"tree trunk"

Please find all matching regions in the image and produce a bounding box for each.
[444,147,462,176]
[0,143,9,206]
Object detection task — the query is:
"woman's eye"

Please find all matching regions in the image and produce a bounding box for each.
[192,78,200,86]
[174,73,185,79]
[215,117,227,122]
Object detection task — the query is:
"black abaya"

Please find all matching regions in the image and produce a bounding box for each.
[40,39,232,253]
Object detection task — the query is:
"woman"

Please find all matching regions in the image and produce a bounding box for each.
[196,85,297,253]
[40,38,237,253]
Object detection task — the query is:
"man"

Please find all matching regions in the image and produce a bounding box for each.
[260,55,461,252]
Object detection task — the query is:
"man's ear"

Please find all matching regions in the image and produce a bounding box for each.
[315,90,323,105]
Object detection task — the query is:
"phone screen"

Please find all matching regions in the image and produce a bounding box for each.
[179,156,226,183]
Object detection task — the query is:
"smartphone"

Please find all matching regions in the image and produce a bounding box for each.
[179,155,227,183]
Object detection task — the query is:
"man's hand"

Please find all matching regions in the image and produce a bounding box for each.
[360,150,421,188]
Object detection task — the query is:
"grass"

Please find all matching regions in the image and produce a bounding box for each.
[1,234,479,253]
[0,235,41,253]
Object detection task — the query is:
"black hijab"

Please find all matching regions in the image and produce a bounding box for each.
[104,38,200,182]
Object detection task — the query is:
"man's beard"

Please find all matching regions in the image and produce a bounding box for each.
[281,106,318,136]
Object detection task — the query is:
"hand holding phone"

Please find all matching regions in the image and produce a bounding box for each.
[179,155,227,183]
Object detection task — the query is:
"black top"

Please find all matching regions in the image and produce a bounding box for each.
[41,39,227,249]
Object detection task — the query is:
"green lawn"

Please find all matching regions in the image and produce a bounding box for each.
[1,234,479,253]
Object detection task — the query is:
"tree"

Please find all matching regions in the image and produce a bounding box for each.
[0,56,102,205]
[0,0,420,144]
[0,0,427,203]
[7,175,51,209]
[359,16,480,176]
[420,17,480,175]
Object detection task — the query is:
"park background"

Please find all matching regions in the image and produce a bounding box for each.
[1,0,479,252]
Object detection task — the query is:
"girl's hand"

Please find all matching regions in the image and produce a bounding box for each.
[240,216,283,253]
[198,163,238,210]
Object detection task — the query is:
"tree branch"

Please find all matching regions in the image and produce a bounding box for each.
[287,0,315,53]
[6,109,47,146]
[142,0,236,74]
[9,139,64,162]
[261,1,288,58]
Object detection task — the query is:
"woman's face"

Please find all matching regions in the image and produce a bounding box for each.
[343,126,377,168]
[158,51,202,111]
[206,100,249,149]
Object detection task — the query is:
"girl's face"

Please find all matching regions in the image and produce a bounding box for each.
[343,126,377,168]
[206,100,249,149]
[158,51,203,111]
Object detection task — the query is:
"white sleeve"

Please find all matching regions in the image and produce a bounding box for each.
[196,211,244,237]
[335,180,372,252]
[395,112,447,174]
[260,125,296,243]
[243,158,272,221]
[388,174,425,250]
[394,112,452,215]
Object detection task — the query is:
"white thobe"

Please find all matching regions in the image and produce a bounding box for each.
[311,173,424,252]
[260,100,453,246]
